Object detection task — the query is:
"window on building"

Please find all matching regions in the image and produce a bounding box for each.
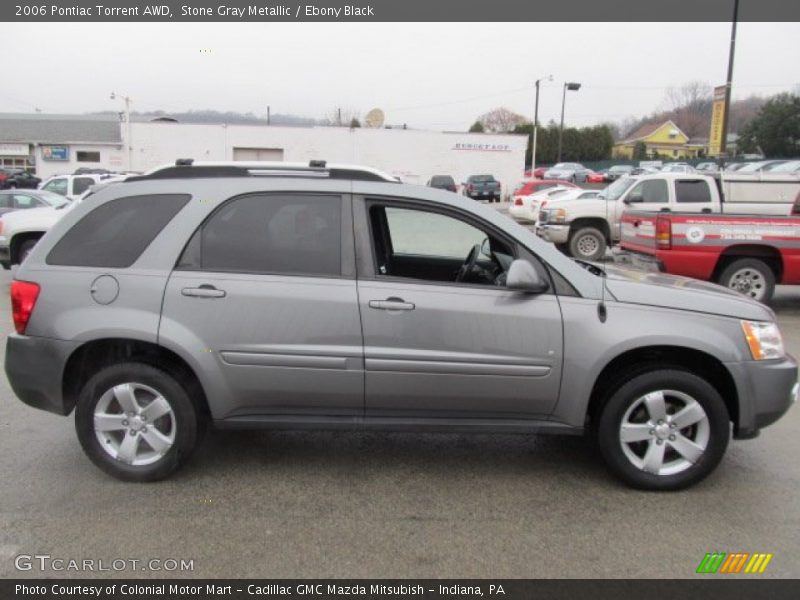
[178,194,342,277]
[76,151,101,163]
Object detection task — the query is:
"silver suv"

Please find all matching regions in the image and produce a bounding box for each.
[5,160,797,489]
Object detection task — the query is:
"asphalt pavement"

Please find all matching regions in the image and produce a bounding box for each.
[0,268,798,579]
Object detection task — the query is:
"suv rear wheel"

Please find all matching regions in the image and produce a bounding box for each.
[596,369,730,491]
[75,363,203,481]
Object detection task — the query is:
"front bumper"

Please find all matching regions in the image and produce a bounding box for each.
[727,355,798,438]
[5,334,79,416]
[536,223,570,245]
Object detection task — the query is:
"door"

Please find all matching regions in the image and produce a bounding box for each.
[356,200,564,419]
[160,192,364,418]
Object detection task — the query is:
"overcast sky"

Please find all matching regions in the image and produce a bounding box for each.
[2,22,799,130]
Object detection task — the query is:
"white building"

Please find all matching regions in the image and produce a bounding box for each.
[0,114,527,195]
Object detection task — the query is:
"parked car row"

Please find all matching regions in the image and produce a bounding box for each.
[0,168,41,190]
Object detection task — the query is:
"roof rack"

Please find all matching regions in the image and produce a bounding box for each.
[126,160,400,183]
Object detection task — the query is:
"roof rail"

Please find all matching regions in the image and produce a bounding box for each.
[125,160,399,183]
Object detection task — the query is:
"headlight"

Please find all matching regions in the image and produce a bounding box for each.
[741,320,785,360]
[548,208,567,223]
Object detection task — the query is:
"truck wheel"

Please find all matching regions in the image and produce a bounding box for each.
[718,258,775,303]
[596,369,730,491]
[75,362,204,481]
[568,227,606,261]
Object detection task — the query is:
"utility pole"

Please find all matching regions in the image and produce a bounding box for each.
[719,0,739,160]
[531,75,552,175]
[557,82,581,163]
[267,105,271,125]
[110,92,132,171]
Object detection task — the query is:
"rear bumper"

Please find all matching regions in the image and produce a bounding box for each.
[536,223,570,245]
[5,334,79,416]
[727,355,798,438]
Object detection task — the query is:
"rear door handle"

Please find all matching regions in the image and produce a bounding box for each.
[182,284,226,298]
[368,297,415,311]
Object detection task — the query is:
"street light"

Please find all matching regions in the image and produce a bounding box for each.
[531,75,552,176]
[557,82,581,163]
[110,92,132,170]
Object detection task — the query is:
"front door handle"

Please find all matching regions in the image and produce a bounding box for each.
[182,284,226,298]
[368,297,415,311]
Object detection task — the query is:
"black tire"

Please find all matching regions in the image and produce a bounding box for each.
[717,258,775,303]
[568,227,606,261]
[75,362,204,481]
[18,238,38,264]
[596,369,730,491]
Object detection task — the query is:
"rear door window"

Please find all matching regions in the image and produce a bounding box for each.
[675,180,713,203]
[178,194,343,277]
[47,194,190,268]
[72,177,96,196]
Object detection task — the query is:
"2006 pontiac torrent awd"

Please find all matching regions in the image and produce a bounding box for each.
[5,160,797,489]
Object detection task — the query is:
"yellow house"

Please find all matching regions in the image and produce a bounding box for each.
[613,120,704,160]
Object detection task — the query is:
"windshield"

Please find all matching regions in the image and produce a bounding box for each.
[601,177,637,200]
[610,166,632,173]
[470,175,494,182]
[552,163,569,169]
[37,190,71,208]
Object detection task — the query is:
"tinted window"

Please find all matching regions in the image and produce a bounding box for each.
[430,176,454,186]
[675,180,713,203]
[47,194,190,268]
[73,177,95,196]
[629,180,668,203]
[0,194,11,208]
[180,194,341,277]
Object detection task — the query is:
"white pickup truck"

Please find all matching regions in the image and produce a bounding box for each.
[536,172,800,261]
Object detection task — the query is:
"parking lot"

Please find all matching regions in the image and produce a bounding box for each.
[0,265,798,579]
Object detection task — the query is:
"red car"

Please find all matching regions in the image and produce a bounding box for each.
[513,179,578,203]
[523,167,550,179]
[586,171,607,183]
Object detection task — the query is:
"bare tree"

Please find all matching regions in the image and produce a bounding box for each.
[325,107,362,127]
[476,107,529,133]
[662,81,713,138]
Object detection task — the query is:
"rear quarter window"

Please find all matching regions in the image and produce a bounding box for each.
[47,194,190,268]
[675,180,712,203]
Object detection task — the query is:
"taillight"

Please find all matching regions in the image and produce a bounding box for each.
[10,280,40,334]
[0,220,4,235]
[468,184,474,192]
[792,191,800,215]
[514,198,523,206]
[656,216,672,250]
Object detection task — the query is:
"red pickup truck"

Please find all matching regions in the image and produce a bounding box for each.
[619,210,800,303]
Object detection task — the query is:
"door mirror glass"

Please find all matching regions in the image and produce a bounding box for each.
[480,237,491,258]
[506,259,549,294]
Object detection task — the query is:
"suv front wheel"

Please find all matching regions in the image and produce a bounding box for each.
[597,369,730,491]
[75,362,203,481]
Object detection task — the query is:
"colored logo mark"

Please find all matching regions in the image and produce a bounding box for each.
[696,552,773,574]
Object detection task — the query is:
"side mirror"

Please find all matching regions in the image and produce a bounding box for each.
[506,259,550,294]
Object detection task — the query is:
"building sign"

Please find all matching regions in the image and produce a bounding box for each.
[453,143,512,152]
[0,143,30,156]
[708,85,727,157]
[42,145,69,161]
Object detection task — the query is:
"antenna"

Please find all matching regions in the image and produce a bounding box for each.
[365,108,385,129]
